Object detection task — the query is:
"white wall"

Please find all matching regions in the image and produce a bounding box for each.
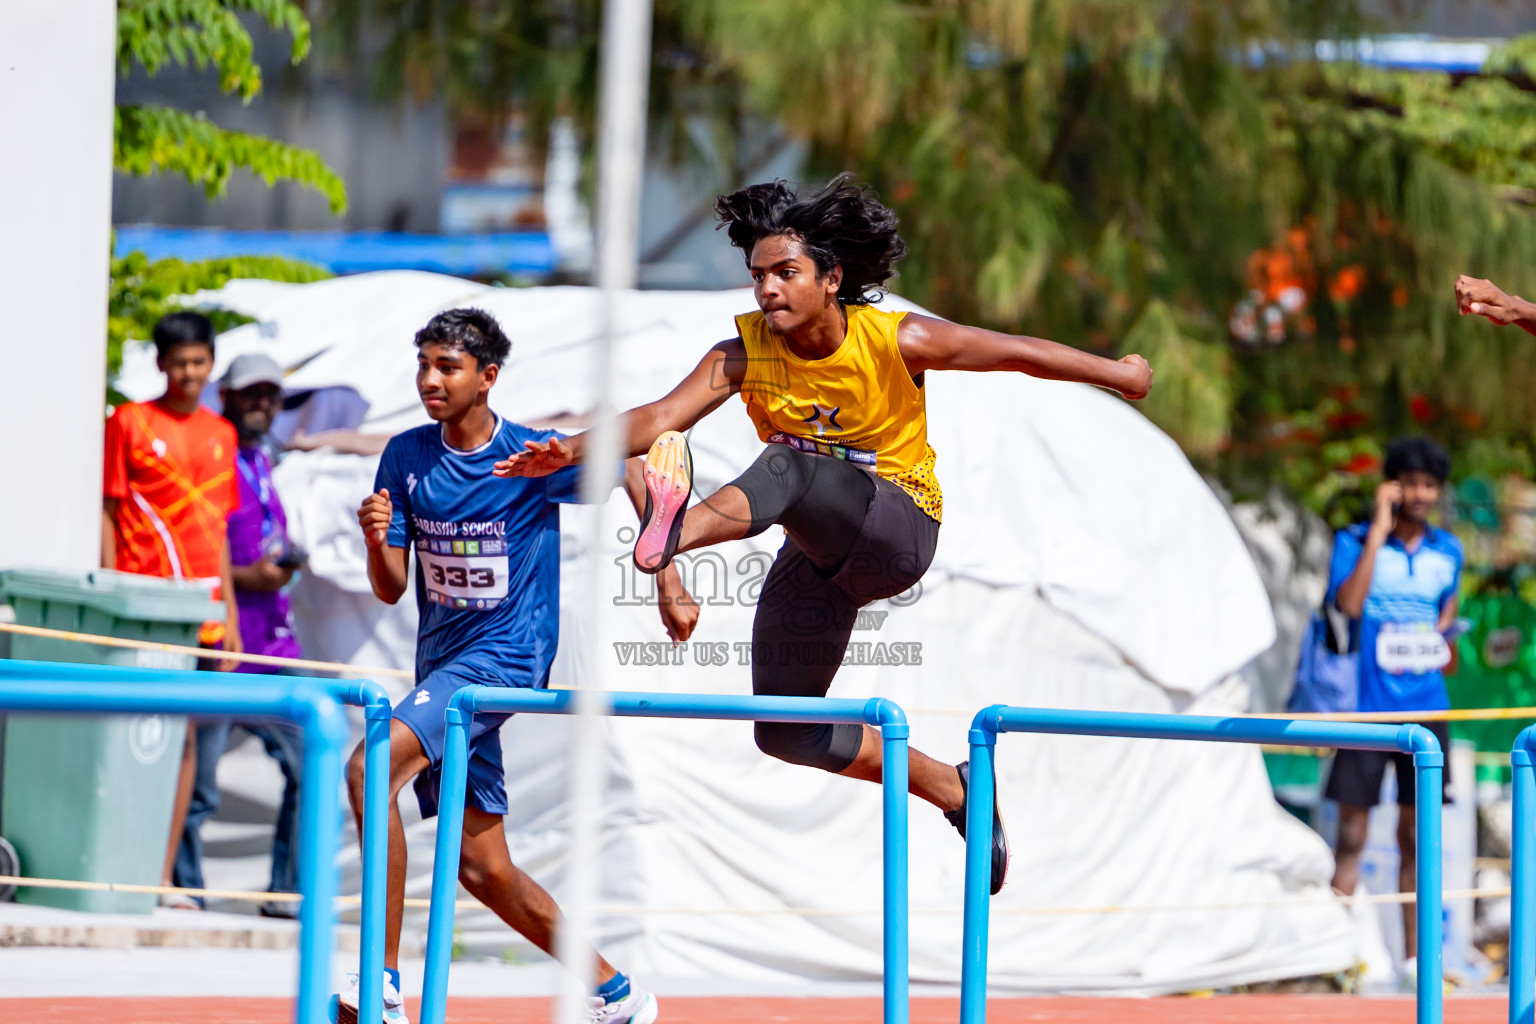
[0,3,117,571]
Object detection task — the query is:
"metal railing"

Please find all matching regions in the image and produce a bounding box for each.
[959,706,1445,1024]
[0,659,357,1024]
[416,686,913,1024]
[1509,727,1536,1024]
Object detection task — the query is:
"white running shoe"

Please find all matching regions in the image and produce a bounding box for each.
[585,984,659,1024]
[329,971,410,1024]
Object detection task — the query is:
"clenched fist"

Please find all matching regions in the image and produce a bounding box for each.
[1117,354,1153,401]
[358,488,393,549]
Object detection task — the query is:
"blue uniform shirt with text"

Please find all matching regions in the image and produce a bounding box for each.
[373,417,584,688]
[1325,521,1463,714]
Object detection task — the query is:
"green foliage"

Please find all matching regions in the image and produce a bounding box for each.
[109,0,347,384]
[115,104,347,212]
[108,248,332,378]
[114,0,346,211]
[117,0,310,100]
[315,2,1536,512]
[667,2,1536,504]
[1120,301,1231,458]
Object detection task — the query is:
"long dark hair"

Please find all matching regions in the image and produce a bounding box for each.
[714,173,907,304]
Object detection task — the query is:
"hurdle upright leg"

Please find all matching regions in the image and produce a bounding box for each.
[357,698,393,1024]
[294,696,349,1024]
[880,717,910,1024]
[1412,733,1444,1024]
[958,714,998,1024]
[1512,731,1536,1024]
[419,693,478,1024]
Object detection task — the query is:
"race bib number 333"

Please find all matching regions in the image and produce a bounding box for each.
[418,538,509,609]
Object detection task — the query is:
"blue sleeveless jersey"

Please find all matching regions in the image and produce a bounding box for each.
[373,418,586,686]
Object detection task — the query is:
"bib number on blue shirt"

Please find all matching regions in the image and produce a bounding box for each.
[420,549,509,609]
[1376,622,1450,675]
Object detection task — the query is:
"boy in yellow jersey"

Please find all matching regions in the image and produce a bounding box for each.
[496,174,1153,894]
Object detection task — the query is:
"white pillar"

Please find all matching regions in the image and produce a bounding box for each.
[557,1,653,1022]
[0,2,117,571]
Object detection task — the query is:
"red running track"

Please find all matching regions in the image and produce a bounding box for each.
[0,996,1510,1024]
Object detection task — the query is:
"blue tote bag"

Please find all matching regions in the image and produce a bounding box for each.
[1288,601,1359,714]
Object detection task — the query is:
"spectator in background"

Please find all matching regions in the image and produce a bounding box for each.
[1456,275,1536,336]
[101,311,242,907]
[1325,436,1462,988]
[170,354,310,917]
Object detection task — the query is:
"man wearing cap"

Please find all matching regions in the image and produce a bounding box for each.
[174,354,310,914]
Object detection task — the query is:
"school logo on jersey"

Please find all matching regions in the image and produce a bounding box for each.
[802,403,841,436]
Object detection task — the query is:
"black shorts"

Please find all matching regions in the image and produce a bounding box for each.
[1322,720,1452,808]
[732,446,939,774]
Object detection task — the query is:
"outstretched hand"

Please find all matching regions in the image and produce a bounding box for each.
[493,437,577,478]
[1456,275,1521,325]
[1117,354,1153,401]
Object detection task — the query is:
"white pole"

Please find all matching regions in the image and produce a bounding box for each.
[558,0,653,1021]
[0,1,117,572]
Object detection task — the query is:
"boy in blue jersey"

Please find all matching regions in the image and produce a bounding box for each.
[333,309,697,1024]
[1324,436,1462,984]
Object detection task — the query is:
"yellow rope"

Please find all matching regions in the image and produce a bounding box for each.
[0,875,1510,917]
[0,620,413,680]
[4,619,1535,725]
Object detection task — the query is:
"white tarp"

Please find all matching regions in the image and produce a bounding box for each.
[119,272,1356,993]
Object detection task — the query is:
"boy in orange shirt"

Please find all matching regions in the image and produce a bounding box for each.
[102,311,243,903]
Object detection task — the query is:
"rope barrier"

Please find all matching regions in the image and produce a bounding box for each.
[0,620,413,680]
[0,875,1512,917]
[0,625,1525,918]
[5,619,1536,726]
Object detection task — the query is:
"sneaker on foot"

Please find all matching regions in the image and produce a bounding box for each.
[329,971,409,1024]
[944,760,1010,896]
[258,898,300,920]
[586,984,659,1024]
[158,891,203,911]
[634,431,692,574]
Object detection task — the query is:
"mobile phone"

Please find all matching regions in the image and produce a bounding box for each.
[275,544,308,570]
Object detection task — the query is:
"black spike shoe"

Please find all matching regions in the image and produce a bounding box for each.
[944,760,1009,896]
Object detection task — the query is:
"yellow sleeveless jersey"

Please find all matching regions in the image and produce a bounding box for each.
[735,303,942,522]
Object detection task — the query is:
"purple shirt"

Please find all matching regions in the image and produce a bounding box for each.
[228,446,302,672]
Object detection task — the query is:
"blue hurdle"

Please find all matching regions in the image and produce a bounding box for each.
[0,659,352,1024]
[417,687,912,1024]
[959,706,1444,1024]
[1509,727,1536,1024]
[0,658,391,1024]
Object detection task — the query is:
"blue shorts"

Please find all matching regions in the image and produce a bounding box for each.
[393,653,543,819]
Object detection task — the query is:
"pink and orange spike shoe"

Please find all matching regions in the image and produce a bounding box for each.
[634,430,692,574]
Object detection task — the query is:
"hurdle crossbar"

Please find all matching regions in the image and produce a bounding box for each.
[0,659,394,1024]
[959,706,1444,1024]
[0,658,354,1024]
[417,686,911,1024]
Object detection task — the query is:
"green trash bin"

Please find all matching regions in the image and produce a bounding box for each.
[0,567,222,913]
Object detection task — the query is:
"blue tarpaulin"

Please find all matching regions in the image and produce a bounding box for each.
[113,226,557,277]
